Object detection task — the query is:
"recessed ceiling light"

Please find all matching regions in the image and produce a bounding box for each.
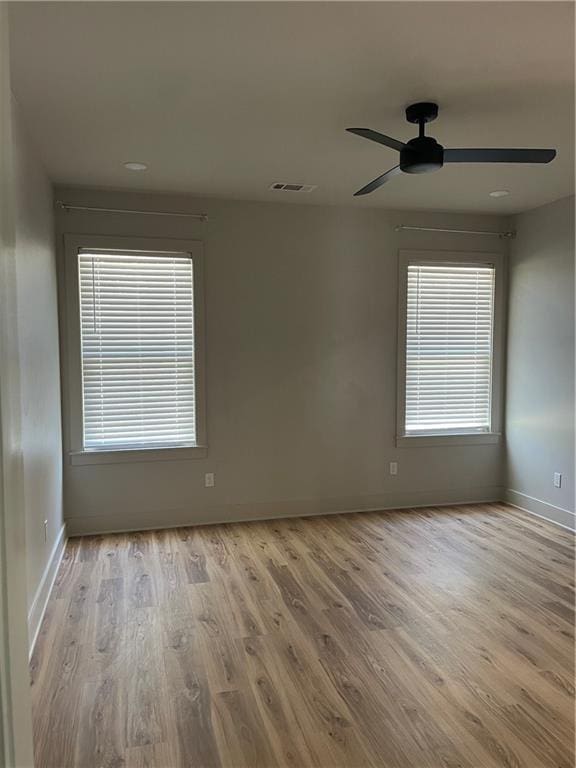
[489,190,510,198]
[124,161,148,172]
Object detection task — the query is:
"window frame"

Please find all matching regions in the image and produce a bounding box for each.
[396,249,504,447]
[63,234,207,464]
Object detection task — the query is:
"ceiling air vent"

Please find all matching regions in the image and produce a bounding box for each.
[269,182,317,193]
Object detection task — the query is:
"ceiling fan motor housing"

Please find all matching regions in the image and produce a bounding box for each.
[401,136,444,174]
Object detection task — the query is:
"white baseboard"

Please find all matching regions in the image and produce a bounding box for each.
[28,524,67,657]
[65,485,503,536]
[504,489,575,531]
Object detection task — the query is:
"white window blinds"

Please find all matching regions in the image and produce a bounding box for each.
[405,262,495,435]
[78,250,196,450]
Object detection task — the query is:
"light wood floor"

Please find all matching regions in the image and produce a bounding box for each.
[31,503,574,768]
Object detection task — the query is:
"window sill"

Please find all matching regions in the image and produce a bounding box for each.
[396,433,501,448]
[69,445,208,465]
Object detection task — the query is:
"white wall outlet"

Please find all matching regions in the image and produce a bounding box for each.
[205,472,215,488]
[389,462,398,476]
[44,519,48,543]
[554,472,562,488]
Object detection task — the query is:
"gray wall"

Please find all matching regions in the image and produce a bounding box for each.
[56,187,508,535]
[12,99,64,624]
[505,196,575,528]
[0,10,34,761]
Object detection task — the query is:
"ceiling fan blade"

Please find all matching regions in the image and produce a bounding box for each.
[354,165,402,196]
[444,148,556,164]
[347,128,407,153]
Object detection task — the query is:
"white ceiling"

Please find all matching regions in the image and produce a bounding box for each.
[9,1,575,213]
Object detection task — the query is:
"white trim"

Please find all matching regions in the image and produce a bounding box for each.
[69,445,207,465]
[64,485,504,536]
[504,489,575,531]
[28,524,67,657]
[397,432,501,447]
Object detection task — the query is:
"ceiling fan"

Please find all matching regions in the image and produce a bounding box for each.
[347,102,556,196]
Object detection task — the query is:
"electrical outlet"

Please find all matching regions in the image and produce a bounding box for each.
[389,462,398,476]
[554,472,562,488]
[205,472,215,488]
[44,519,48,543]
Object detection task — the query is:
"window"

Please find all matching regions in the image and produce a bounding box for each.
[64,236,206,463]
[397,251,502,445]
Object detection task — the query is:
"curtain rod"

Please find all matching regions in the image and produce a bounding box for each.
[395,224,515,239]
[56,201,208,222]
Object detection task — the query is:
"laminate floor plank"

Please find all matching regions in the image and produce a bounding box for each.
[31,503,574,767]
